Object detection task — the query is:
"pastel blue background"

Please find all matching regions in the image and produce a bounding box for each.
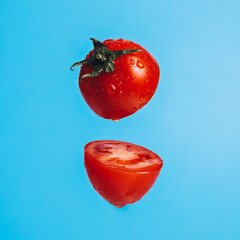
[1,0,239,239]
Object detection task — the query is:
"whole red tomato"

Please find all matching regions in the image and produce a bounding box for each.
[71,38,160,120]
[84,140,163,208]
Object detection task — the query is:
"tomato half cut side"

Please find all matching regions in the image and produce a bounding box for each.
[84,140,163,208]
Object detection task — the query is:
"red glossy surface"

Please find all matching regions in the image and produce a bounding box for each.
[84,140,163,207]
[79,39,160,120]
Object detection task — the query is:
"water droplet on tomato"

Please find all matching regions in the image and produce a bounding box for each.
[114,204,124,208]
[130,59,135,65]
[113,119,120,123]
[118,90,123,96]
[136,60,144,69]
[99,87,105,93]
[139,94,145,101]
[106,83,117,94]
[117,81,122,86]
[139,103,145,109]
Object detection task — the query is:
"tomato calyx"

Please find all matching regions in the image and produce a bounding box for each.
[70,38,142,82]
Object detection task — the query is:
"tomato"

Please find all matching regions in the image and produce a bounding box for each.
[84,140,163,208]
[71,38,160,120]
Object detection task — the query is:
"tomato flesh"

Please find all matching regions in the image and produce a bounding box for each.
[79,39,160,120]
[84,140,163,207]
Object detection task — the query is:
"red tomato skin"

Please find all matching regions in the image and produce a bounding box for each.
[84,141,163,208]
[79,39,160,120]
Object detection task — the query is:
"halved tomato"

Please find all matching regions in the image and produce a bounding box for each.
[84,140,163,207]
